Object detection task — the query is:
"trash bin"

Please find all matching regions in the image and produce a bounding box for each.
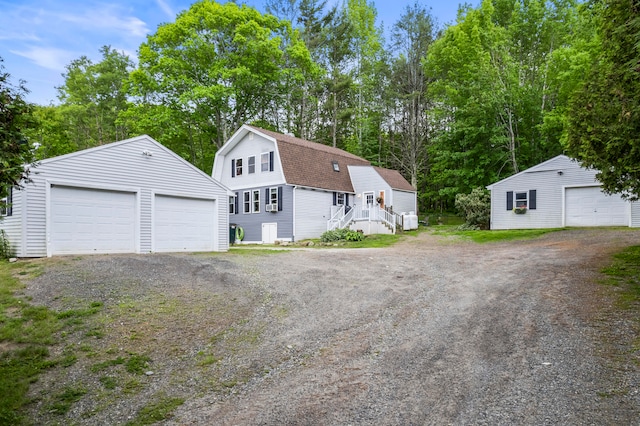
[229,224,237,245]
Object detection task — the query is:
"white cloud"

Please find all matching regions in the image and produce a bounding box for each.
[57,6,149,38]
[11,46,76,71]
[0,31,40,42]
[155,0,175,20]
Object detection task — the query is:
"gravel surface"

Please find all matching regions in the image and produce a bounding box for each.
[19,228,640,425]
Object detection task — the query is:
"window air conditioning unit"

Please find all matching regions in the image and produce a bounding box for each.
[266,203,278,212]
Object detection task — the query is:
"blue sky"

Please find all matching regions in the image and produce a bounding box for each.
[0,0,467,105]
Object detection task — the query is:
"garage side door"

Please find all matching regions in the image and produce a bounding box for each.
[565,186,629,227]
[154,195,215,252]
[51,186,136,255]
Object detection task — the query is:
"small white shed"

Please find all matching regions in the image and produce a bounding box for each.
[487,155,640,230]
[0,135,229,257]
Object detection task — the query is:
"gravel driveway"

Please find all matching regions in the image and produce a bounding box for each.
[21,229,640,425]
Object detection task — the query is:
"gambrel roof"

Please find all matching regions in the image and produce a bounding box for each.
[216,124,414,194]
[247,126,371,193]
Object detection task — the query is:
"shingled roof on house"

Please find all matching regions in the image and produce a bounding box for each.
[373,166,416,191]
[247,126,371,193]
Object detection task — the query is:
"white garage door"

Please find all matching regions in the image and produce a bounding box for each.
[50,186,136,255]
[153,195,215,252]
[565,186,629,227]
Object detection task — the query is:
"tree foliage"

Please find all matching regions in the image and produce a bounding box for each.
[0,58,34,191]
[13,0,634,211]
[566,0,640,200]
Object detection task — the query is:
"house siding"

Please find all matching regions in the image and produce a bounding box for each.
[214,132,284,189]
[229,185,293,243]
[0,188,23,256]
[392,190,417,214]
[348,166,389,198]
[3,136,228,257]
[631,202,640,228]
[488,155,639,230]
[294,187,334,240]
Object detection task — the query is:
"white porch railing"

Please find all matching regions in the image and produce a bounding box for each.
[327,204,396,234]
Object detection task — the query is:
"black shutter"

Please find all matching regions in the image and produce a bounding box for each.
[506,191,513,210]
[265,188,269,206]
[269,151,274,171]
[529,190,537,210]
[333,192,337,206]
[234,192,239,214]
[278,186,283,211]
[231,159,236,177]
[346,194,349,206]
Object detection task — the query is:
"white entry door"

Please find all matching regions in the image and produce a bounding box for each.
[50,185,136,255]
[565,186,629,227]
[262,222,277,244]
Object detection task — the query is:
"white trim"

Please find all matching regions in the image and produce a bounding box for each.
[46,181,141,257]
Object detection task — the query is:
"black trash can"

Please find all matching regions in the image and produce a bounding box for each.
[229,224,237,245]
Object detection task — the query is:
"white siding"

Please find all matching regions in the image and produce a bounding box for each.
[0,188,24,256]
[348,166,389,196]
[488,155,636,230]
[393,190,417,215]
[294,187,334,240]
[13,136,228,257]
[214,132,285,190]
[632,202,640,228]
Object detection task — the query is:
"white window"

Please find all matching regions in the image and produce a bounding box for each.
[515,191,528,208]
[235,158,243,176]
[364,191,374,206]
[0,187,12,217]
[248,156,256,174]
[269,187,278,205]
[336,193,345,205]
[229,195,236,214]
[261,152,270,172]
[252,190,260,213]
[243,191,251,213]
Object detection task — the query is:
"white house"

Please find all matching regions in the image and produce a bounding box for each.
[0,135,230,257]
[487,155,640,229]
[212,124,417,243]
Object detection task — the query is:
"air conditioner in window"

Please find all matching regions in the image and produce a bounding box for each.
[266,203,278,212]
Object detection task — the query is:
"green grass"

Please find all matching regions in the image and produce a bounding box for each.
[601,245,640,308]
[0,260,105,424]
[125,394,185,426]
[429,226,562,243]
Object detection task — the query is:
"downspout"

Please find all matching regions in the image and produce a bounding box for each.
[292,186,297,242]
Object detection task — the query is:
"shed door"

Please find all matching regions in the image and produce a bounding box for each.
[50,186,136,255]
[154,195,215,252]
[262,222,277,244]
[565,186,628,227]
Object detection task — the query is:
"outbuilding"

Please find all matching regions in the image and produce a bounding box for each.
[0,135,229,257]
[486,155,640,230]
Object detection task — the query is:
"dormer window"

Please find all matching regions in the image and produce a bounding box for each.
[332,161,339,172]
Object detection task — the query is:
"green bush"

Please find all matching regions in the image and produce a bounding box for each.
[320,228,364,243]
[455,187,491,230]
[0,230,14,259]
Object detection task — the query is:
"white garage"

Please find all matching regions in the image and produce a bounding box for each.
[487,155,640,230]
[565,186,629,227]
[50,186,136,255]
[153,195,216,252]
[0,135,230,257]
